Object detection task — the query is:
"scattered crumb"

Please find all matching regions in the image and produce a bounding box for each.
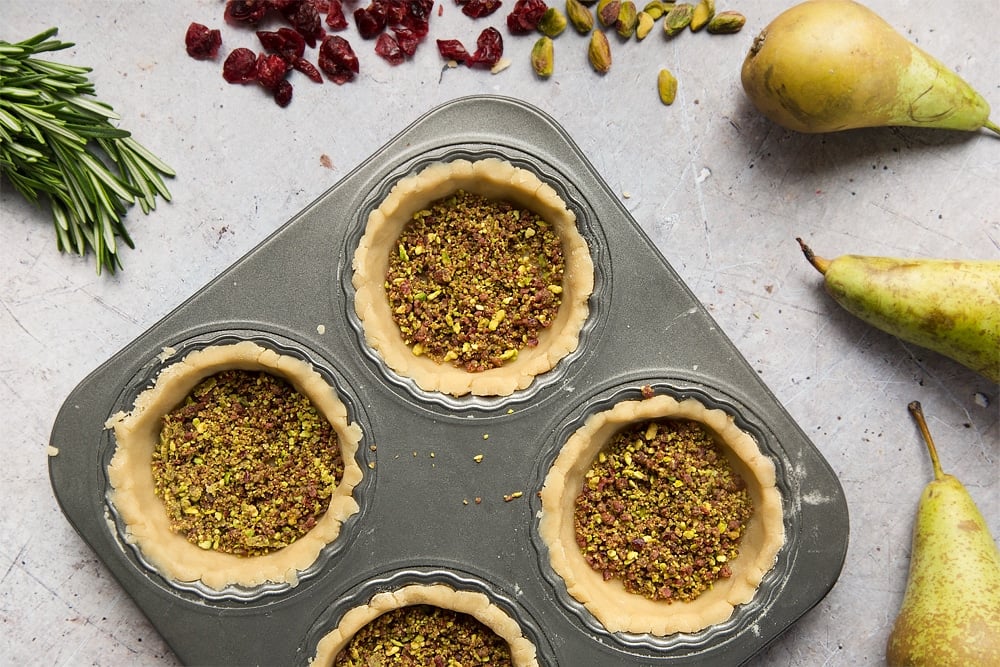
[622,191,631,199]
[503,491,523,502]
[475,497,482,504]
[316,324,326,334]
[974,392,990,408]
[482,433,489,440]
[47,445,59,457]
[474,454,484,463]
[491,57,512,74]
[320,154,333,169]
[367,462,376,469]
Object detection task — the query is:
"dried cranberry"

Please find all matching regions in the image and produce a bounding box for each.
[392,26,422,56]
[256,27,306,61]
[273,79,294,107]
[293,57,324,82]
[384,0,409,26]
[325,0,349,29]
[408,0,435,23]
[462,0,502,18]
[506,0,547,33]
[354,2,388,39]
[318,35,359,84]
[374,33,405,65]
[255,52,290,89]
[436,38,471,64]
[224,0,271,25]
[185,23,222,60]
[470,26,503,67]
[222,47,258,83]
[280,0,325,47]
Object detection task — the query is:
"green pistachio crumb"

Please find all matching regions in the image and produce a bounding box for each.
[153,369,343,557]
[332,605,513,666]
[385,190,565,373]
[573,418,754,602]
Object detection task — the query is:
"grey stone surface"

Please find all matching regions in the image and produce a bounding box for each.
[2,1,997,664]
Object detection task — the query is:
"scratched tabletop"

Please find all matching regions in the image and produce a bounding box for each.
[2,1,998,665]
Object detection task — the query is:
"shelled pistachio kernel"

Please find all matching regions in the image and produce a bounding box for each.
[153,369,343,556]
[616,1,638,38]
[641,0,669,20]
[706,9,745,33]
[689,0,714,31]
[531,36,555,77]
[588,29,612,73]
[596,0,621,27]
[333,605,512,666]
[657,68,678,105]
[539,6,568,36]
[567,0,595,33]
[663,2,693,36]
[635,10,655,39]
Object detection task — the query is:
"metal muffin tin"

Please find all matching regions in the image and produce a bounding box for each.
[49,95,849,666]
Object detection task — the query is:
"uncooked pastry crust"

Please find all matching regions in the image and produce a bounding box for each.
[353,158,594,397]
[538,394,784,635]
[106,341,364,591]
[310,584,538,666]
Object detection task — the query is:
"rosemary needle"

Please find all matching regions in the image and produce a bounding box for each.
[0,27,175,274]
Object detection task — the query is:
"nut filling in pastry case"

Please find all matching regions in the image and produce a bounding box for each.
[49,95,849,666]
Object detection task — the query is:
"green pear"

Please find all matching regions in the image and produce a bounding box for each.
[741,0,999,135]
[886,401,1000,666]
[797,239,1000,382]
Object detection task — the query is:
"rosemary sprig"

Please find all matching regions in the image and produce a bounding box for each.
[1,27,175,274]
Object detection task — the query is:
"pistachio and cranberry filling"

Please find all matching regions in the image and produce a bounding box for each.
[152,369,344,556]
[334,604,513,666]
[574,419,754,602]
[385,189,565,373]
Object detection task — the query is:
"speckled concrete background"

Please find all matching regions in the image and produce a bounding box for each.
[2,1,997,664]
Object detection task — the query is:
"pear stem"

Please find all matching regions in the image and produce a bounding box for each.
[796,237,831,274]
[908,401,945,481]
[984,119,1000,137]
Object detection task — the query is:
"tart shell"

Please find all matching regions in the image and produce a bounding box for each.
[352,158,594,397]
[538,394,784,635]
[106,341,364,591]
[310,583,539,666]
